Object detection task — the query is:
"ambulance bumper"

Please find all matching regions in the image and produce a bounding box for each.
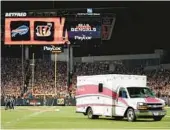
[135,110,166,118]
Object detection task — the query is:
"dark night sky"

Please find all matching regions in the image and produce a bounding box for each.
[1,1,170,57]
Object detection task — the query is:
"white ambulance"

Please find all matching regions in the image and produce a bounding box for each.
[75,74,166,121]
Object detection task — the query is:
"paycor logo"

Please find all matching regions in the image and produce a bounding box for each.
[43,46,62,53]
[75,35,92,41]
[5,12,27,17]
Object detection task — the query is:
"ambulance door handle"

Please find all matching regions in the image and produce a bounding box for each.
[116,97,118,102]
[97,97,99,99]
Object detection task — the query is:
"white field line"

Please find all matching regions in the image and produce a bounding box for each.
[3,110,46,127]
[2,127,169,130]
[2,107,59,128]
[7,120,169,126]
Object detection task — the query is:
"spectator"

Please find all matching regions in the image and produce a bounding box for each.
[1,58,170,105]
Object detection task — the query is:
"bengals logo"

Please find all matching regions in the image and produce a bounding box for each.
[36,23,52,37]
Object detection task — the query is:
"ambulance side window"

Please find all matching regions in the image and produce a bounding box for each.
[98,83,103,92]
[119,88,128,98]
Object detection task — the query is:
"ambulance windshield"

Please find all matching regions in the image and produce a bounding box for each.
[127,87,155,98]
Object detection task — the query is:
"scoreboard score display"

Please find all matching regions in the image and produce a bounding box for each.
[64,14,102,44]
[67,22,101,41]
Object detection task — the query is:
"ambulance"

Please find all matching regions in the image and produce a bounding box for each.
[75,74,166,121]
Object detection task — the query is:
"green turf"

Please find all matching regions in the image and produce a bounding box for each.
[1,106,170,129]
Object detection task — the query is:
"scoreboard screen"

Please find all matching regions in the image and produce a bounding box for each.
[4,12,104,45]
[66,21,101,41]
[64,14,102,44]
[4,12,69,45]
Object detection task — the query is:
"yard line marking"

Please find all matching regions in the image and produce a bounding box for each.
[3,110,46,127]
[1,127,169,130]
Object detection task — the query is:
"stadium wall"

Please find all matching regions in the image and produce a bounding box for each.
[144,64,170,71]
[80,53,161,62]
[1,97,76,106]
[1,97,170,106]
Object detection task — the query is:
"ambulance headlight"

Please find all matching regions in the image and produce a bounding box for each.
[138,102,146,106]
[162,103,166,110]
[137,102,148,110]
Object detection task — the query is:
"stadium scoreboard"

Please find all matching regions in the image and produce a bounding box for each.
[4,11,102,45]
[5,12,68,45]
[65,14,101,43]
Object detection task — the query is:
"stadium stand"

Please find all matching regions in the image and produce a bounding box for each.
[1,58,170,106]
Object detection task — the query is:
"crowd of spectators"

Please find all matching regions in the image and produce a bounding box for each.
[32,60,68,96]
[1,58,23,98]
[1,58,170,105]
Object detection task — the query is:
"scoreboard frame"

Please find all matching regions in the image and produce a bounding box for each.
[4,17,69,45]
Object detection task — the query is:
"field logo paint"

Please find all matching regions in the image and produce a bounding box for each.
[11,25,29,37]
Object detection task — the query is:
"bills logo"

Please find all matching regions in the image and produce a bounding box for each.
[36,23,52,37]
[71,24,96,32]
[11,25,29,37]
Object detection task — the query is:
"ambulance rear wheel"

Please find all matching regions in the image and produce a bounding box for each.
[127,108,136,122]
[87,108,97,119]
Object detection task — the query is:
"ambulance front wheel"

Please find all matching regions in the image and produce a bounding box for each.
[127,108,136,122]
[87,107,99,119]
[153,116,163,121]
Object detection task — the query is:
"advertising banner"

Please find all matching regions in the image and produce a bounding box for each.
[43,45,64,53]
[29,99,42,106]
[57,98,65,106]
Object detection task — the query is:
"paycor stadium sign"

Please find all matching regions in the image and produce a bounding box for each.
[43,46,63,53]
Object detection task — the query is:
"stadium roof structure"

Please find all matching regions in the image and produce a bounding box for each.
[1,6,130,34]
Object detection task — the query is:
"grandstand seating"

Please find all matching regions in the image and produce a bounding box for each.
[1,58,170,105]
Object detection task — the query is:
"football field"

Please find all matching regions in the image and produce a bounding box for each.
[1,106,170,130]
